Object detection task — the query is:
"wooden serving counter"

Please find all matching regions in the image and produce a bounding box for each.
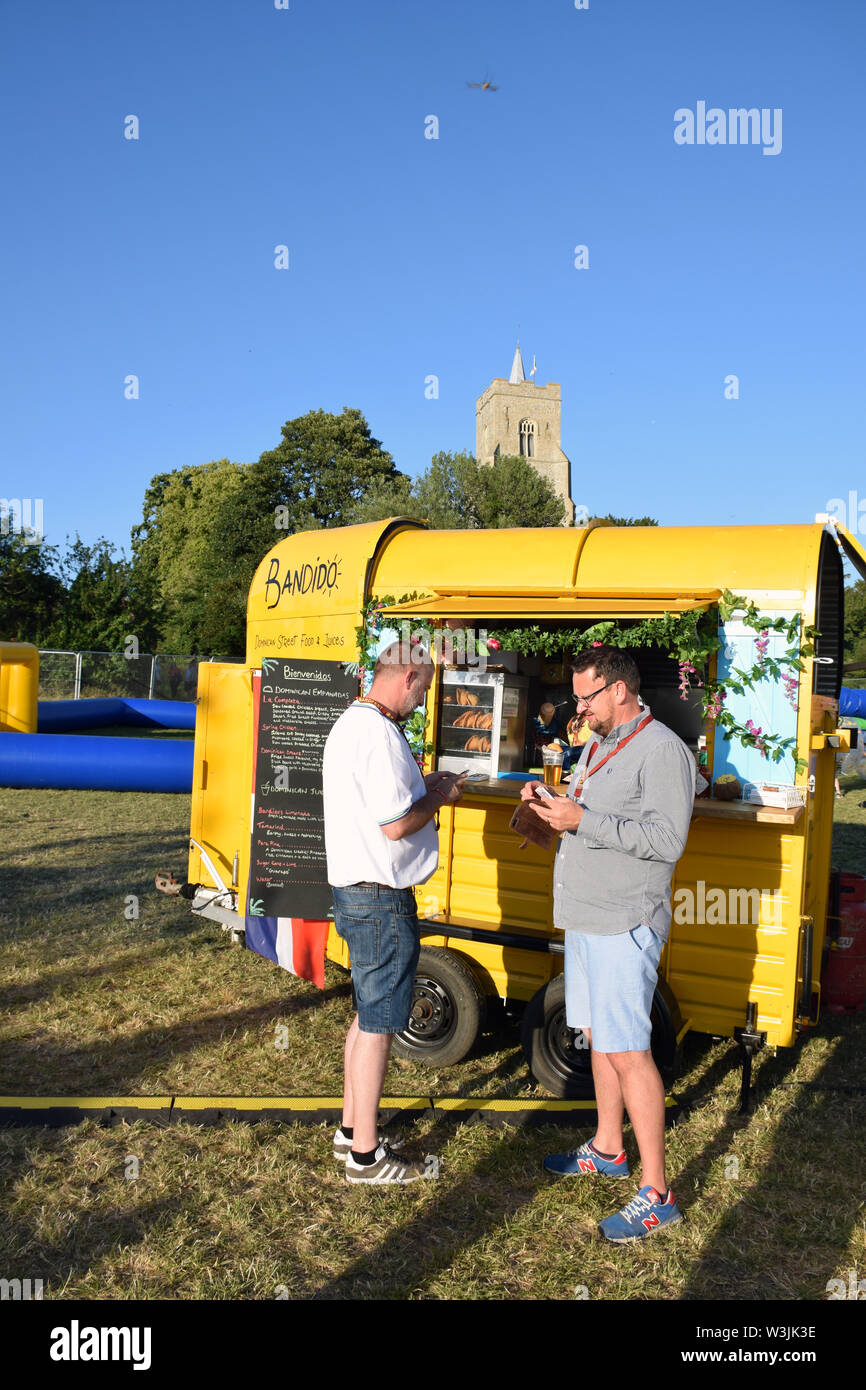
[458,776,536,801]
[690,797,804,826]
[458,778,805,825]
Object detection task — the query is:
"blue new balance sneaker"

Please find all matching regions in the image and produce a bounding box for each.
[544,1139,631,1178]
[599,1184,683,1242]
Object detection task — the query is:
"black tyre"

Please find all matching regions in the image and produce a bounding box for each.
[393,947,485,1067]
[520,973,681,1099]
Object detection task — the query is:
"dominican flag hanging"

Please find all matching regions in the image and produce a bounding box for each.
[243,913,330,990]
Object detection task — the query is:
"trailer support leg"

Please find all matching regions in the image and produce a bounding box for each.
[733,1003,766,1115]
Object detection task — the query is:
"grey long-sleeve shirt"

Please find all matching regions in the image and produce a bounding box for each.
[553,704,695,941]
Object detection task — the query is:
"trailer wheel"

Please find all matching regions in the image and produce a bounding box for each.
[520,975,593,1099]
[393,947,485,1067]
[520,974,681,1099]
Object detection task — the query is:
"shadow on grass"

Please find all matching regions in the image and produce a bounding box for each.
[673,1032,747,1110]
[308,1118,545,1300]
[5,827,192,897]
[0,983,353,1095]
[446,1032,532,1098]
[17,829,187,859]
[0,952,167,1014]
[0,1128,193,1295]
[678,1011,866,1300]
[343,1019,863,1303]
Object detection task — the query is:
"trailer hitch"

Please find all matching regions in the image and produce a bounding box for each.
[155,871,199,899]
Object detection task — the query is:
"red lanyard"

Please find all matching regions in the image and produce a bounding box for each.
[582,713,654,781]
[355,695,410,745]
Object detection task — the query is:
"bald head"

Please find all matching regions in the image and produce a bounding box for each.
[373,639,433,679]
[369,640,434,719]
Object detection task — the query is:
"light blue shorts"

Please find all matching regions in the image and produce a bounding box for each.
[563,924,663,1053]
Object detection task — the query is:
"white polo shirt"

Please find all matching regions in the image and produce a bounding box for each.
[322,701,440,889]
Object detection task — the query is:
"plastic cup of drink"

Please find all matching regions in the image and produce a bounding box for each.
[542,746,564,786]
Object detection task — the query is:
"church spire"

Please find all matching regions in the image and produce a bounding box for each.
[509,341,525,384]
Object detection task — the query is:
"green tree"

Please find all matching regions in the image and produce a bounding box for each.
[1,532,160,652]
[844,579,866,667]
[340,474,416,527]
[472,454,565,528]
[53,538,159,652]
[132,460,262,657]
[251,407,407,531]
[413,451,481,528]
[130,416,572,659]
[343,450,565,529]
[588,514,659,527]
[131,409,405,658]
[0,532,65,644]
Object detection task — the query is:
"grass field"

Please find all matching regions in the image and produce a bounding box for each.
[1,781,865,1301]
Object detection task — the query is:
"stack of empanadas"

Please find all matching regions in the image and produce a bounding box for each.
[463,735,492,752]
[452,711,493,729]
[455,688,480,706]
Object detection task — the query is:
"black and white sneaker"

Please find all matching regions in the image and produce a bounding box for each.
[345,1142,435,1185]
[333,1127,403,1162]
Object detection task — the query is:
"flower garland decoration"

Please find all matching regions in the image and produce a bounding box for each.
[353,592,818,771]
[487,591,818,770]
[678,658,703,699]
[352,594,436,766]
[700,592,818,769]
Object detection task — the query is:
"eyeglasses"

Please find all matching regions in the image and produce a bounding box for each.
[572,680,616,709]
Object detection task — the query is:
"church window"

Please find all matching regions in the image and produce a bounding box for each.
[519,419,536,458]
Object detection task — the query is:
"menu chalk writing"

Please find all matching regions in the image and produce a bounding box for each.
[247,660,357,919]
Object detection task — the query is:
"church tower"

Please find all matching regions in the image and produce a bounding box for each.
[475,345,574,525]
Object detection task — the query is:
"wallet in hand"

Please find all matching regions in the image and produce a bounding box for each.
[508,797,559,851]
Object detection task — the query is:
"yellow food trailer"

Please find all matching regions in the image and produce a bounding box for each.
[179,517,863,1098]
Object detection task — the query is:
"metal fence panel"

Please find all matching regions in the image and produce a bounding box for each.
[79,651,150,700]
[149,655,199,702]
[38,651,78,700]
[37,651,200,701]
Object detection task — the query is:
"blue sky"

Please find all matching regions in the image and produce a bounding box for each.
[1,0,864,554]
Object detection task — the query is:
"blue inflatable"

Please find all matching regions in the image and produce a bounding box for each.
[38,698,195,733]
[839,687,866,720]
[0,732,193,792]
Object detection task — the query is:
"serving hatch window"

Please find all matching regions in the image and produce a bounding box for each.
[432,616,712,753]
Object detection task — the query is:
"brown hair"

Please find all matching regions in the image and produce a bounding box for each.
[571,644,640,694]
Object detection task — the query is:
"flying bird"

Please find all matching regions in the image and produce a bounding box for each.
[466,78,498,91]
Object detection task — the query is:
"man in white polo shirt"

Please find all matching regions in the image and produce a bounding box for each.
[323,638,465,1184]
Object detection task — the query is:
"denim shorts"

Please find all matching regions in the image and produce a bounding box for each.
[332,883,421,1035]
[563,923,662,1053]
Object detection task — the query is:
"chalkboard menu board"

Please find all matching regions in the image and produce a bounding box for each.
[247,659,357,919]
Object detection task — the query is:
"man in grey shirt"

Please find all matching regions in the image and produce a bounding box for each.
[523,645,694,1242]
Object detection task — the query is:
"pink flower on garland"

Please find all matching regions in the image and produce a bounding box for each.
[705,688,726,721]
[745,718,769,756]
[677,659,705,700]
[782,671,799,709]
